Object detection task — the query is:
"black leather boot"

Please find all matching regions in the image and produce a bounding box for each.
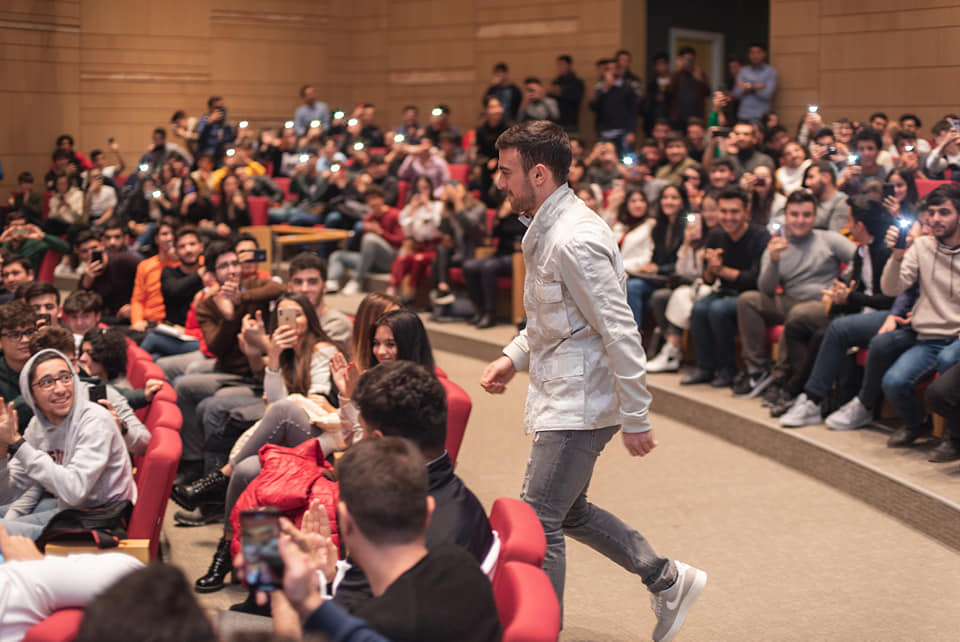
[171,470,228,511]
[195,537,234,593]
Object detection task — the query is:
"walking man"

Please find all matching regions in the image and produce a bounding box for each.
[480,121,706,641]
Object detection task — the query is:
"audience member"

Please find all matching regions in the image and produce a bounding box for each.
[484,62,522,122]
[0,211,71,274]
[668,47,709,129]
[549,54,585,132]
[294,84,331,136]
[802,160,849,232]
[733,43,777,120]
[517,77,560,123]
[129,216,180,331]
[589,58,639,154]
[77,225,141,322]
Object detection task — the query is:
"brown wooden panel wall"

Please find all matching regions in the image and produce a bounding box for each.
[1,0,634,200]
[771,0,960,136]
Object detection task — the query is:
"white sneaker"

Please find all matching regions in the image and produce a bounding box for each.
[647,343,681,373]
[325,280,340,294]
[825,396,873,431]
[779,393,822,428]
[651,561,707,642]
[342,280,361,296]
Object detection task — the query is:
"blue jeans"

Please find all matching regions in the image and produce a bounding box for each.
[804,311,888,400]
[690,294,739,372]
[323,212,364,252]
[0,496,59,539]
[625,278,658,330]
[269,205,322,227]
[139,330,200,361]
[520,426,675,610]
[882,337,960,427]
[858,327,917,410]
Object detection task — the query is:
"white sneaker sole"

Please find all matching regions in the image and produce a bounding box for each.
[657,569,707,642]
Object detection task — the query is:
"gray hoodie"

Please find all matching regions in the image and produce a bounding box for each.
[881,235,960,340]
[0,350,136,517]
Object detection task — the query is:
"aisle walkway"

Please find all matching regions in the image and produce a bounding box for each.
[170,349,960,640]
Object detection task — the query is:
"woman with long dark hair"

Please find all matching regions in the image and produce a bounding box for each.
[882,167,919,219]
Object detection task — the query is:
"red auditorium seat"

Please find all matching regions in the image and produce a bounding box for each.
[448,163,470,184]
[129,425,181,560]
[493,561,561,642]
[441,377,471,466]
[247,195,269,225]
[396,180,409,207]
[36,249,61,284]
[272,176,297,202]
[766,325,783,343]
[916,179,952,197]
[488,497,546,568]
[23,609,84,642]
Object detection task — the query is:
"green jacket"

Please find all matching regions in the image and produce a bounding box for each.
[2,234,71,273]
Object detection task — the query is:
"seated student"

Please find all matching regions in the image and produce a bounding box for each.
[775,141,811,196]
[6,172,43,221]
[211,173,250,238]
[429,183,487,308]
[777,196,895,424]
[707,157,736,193]
[174,240,284,486]
[327,187,403,296]
[0,525,144,641]
[923,119,960,180]
[280,437,502,642]
[140,227,205,359]
[720,121,775,177]
[23,282,62,329]
[0,301,38,430]
[286,252,354,358]
[837,127,888,196]
[925,360,960,462]
[129,216,180,332]
[386,176,444,302]
[0,256,34,305]
[32,326,152,457]
[0,348,137,538]
[0,211,71,275]
[874,184,960,447]
[680,187,769,386]
[77,224,141,323]
[462,199,525,329]
[62,290,103,351]
[47,172,86,234]
[733,190,856,398]
[654,135,699,185]
[802,160,849,233]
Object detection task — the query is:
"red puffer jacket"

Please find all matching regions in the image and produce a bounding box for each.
[230,438,340,559]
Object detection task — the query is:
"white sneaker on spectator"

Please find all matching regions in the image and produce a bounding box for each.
[325,280,340,294]
[650,561,707,642]
[779,393,822,428]
[342,280,361,296]
[647,343,681,373]
[825,396,873,431]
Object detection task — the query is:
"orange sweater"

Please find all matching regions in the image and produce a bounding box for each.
[130,253,179,324]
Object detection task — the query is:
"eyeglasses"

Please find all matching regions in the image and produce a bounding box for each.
[2,327,37,341]
[32,372,72,390]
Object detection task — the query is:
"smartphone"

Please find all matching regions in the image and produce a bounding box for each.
[826,145,838,156]
[754,177,767,187]
[771,222,783,237]
[240,507,284,592]
[847,154,860,166]
[621,153,637,167]
[353,141,365,151]
[277,307,298,329]
[713,127,731,138]
[239,120,249,129]
[686,213,699,225]
[882,184,896,200]
[37,313,52,327]
[333,110,345,120]
[807,105,819,113]
[251,248,267,263]
[394,133,405,143]
[895,217,914,249]
[89,383,107,403]
[91,250,104,263]
[310,119,321,128]
[952,119,960,134]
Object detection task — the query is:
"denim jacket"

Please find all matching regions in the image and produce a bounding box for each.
[503,185,652,434]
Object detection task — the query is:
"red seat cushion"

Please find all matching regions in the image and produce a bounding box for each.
[23,609,85,642]
[489,497,545,568]
[493,561,561,642]
[766,325,784,343]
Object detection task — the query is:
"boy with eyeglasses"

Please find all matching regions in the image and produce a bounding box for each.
[0,301,39,431]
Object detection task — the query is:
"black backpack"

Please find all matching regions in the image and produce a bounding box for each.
[36,500,133,550]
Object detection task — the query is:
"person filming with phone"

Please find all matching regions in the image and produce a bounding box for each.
[838,128,887,196]
[924,119,960,180]
[0,348,136,539]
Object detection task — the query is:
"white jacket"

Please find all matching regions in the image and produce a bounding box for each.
[616,218,656,275]
[503,185,653,434]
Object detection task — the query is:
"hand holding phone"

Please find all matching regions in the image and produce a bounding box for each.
[240,507,284,592]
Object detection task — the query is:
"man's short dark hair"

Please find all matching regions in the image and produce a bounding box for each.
[203,240,235,273]
[368,153,386,166]
[664,134,687,149]
[17,171,33,185]
[493,62,508,73]
[82,327,128,381]
[336,437,428,546]
[57,134,74,147]
[557,54,572,64]
[171,110,187,123]
[715,186,749,207]
[402,104,418,113]
[869,112,888,122]
[152,127,166,139]
[805,160,835,187]
[853,127,882,150]
[103,217,125,234]
[893,131,918,147]
[74,229,101,248]
[0,300,37,331]
[652,51,668,63]
[207,95,223,109]
[496,121,571,185]
[175,226,202,246]
[686,117,706,130]
[90,149,103,162]
[711,157,736,173]
[233,232,258,249]
[924,183,960,214]
[899,113,922,128]
[52,149,72,162]
[748,42,768,52]
[364,185,385,201]
[524,76,542,86]
[23,281,59,305]
[786,189,817,208]
[289,252,327,281]
[30,325,75,357]
[299,84,313,97]
[932,119,953,137]
[812,127,835,142]
[3,256,33,277]
[849,195,888,239]
[62,290,103,315]
[353,361,446,453]
[678,46,696,57]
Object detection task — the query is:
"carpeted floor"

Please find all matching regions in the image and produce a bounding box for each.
[166,348,960,641]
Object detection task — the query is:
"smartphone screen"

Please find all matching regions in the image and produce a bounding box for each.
[895,218,914,249]
[89,383,107,403]
[252,248,267,263]
[91,250,104,263]
[882,184,896,200]
[240,507,284,592]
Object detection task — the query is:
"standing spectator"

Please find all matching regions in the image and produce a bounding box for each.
[549,54,585,132]
[293,84,330,136]
[517,77,560,123]
[644,52,672,135]
[77,226,141,322]
[733,43,777,121]
[139,128,193,169]
[196,96,236,162]
[484,63,522,122]
[733,190,855,398]
[802,160,850,232]
[668,47,709,130]
[590,59,639,154]
[473,96,509,204]
[616,49,643,96]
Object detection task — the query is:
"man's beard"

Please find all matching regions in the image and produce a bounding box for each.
[510,180,537,214]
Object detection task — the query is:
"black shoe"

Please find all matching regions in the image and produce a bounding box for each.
[928,439,960,462]
[710,368,736,388]
[174,461,203,487]
[680,368,713,385]
[732,366,774,398]
[761,379,785,407]
[195,538,234,593]
[171,470,228,511]
[887,419,932,447]
[476,313,496,329]
[769,390,796,418]
[230,590,272,616]
[174,504,225,527]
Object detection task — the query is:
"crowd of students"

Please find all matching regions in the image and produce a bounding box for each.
[0,40,958,641]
